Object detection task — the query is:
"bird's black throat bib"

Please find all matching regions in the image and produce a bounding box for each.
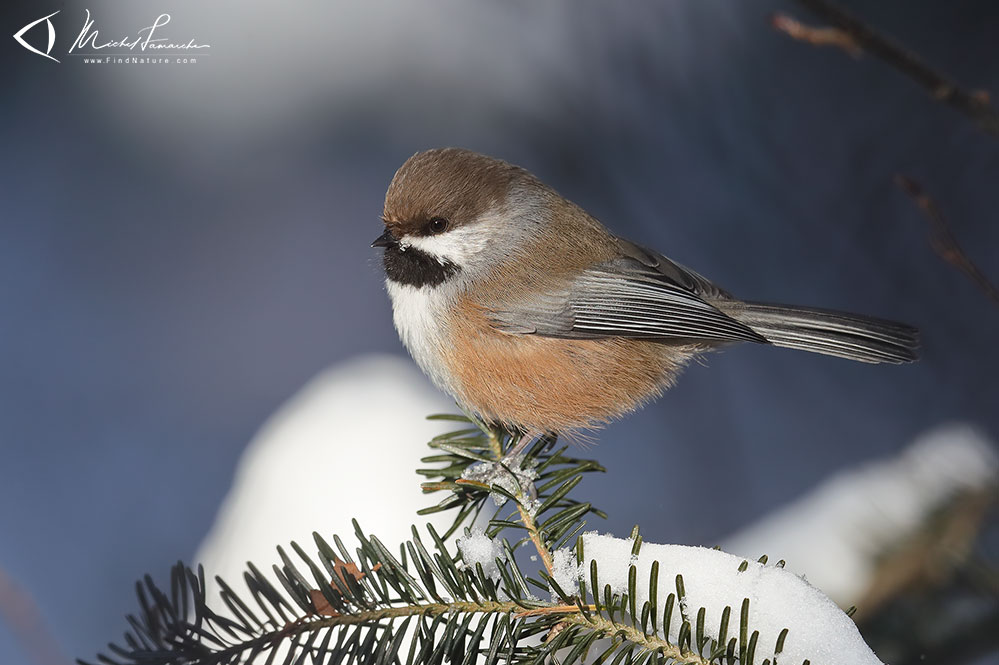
[382,244,461,288]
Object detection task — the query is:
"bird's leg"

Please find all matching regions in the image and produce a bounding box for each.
[503,428,556,460]
[504,430,532,459]
[497,432,559,507]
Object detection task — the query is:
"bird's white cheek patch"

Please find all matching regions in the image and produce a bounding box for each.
[404,226,493,271]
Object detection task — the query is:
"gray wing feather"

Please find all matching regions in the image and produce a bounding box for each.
[491,241,767,344]
[613,236,732,299]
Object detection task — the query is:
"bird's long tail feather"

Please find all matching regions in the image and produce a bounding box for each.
[721,301,919,364]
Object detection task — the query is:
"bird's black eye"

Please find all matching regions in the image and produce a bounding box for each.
[427,217,449,235]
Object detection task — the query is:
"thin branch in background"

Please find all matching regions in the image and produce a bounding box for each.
[776,0,999,139]
[771,14,861,58]
[894,175,999,308]
[0,566,69,665]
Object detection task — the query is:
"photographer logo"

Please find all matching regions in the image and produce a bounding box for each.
[13,11,60,62]
[12,9,210,65]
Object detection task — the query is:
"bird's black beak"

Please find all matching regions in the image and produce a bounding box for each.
[371,230,397,248]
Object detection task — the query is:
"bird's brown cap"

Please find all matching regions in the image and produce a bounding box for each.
[382,148,531,238]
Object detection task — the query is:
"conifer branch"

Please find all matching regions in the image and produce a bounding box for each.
[481,424,556,576]
[82,415,881,665]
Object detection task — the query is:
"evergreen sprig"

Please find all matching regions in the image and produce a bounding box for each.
[84,415,801,665]
[416,413,606,551]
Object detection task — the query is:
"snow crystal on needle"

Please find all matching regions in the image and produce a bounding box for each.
[549,548,581,601]
[457,529,504,579]
[461,456,539,513]
[582,533,884,665]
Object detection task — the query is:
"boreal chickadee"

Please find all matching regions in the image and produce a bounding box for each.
[373,148,918,434]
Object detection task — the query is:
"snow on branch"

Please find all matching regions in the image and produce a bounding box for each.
[582,533,882,665]
[86,413,904,665]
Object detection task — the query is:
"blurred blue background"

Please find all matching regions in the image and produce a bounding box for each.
[1,1,997,663]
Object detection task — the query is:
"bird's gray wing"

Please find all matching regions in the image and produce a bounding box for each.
[491,238,767,344]
[613,236,732,300]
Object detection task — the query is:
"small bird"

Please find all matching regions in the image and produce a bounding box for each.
[374,148,918,434]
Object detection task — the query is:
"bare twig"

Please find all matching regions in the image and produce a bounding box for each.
[771,14,861,58]
[895,175,999,307]
[779,0,999,139]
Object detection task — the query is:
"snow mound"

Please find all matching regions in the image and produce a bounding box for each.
[722,423,998,605]
[583,533,882,665]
